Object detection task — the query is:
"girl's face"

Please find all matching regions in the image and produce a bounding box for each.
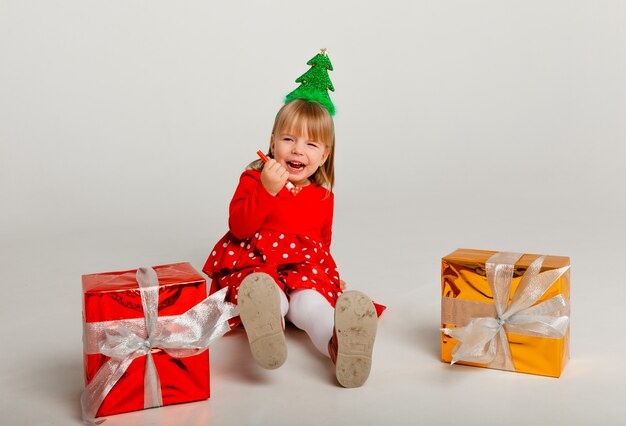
[271,131,329,186]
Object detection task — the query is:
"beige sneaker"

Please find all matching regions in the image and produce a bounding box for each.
[237,273,287,369]
[333,291,378,387]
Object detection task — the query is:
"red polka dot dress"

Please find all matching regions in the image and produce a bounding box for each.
[203,170,342,321]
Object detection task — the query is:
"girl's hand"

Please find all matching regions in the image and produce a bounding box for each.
[261,159,289,196]
[340,280,347,290]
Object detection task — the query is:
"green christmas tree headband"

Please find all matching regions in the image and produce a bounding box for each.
[284,48,335,116]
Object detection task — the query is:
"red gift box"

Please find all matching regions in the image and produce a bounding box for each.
[82,263,213,418]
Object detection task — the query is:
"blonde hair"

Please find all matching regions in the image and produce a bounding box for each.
[248,99,335,192]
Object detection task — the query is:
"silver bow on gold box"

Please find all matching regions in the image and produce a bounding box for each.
[441,249,570,377]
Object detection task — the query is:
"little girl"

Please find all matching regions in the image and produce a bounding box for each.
[204,93,381,388]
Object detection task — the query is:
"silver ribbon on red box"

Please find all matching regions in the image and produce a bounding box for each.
[81,267,237,424]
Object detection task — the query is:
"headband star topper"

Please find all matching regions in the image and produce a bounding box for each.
[284,48,336,116]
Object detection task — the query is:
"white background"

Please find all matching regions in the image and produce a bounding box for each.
[1,1,625,425]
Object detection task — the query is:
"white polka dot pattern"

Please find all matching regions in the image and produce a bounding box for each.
[204,230,342,309]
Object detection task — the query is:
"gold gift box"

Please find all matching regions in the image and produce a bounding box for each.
[441,248,570,377]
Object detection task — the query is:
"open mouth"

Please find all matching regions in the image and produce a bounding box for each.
[287,161,306,172]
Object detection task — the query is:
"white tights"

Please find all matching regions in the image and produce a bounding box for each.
[277,288,334,357]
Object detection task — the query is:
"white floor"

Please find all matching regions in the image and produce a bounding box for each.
[2,201,624,425]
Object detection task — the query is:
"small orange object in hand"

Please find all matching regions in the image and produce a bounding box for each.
[257,150,302,196]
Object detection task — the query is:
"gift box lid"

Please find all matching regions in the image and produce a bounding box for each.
[443,248,570,270]
[82,262,203,293]
[82,262,206,322]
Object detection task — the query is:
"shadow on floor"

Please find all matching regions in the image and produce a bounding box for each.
[28,352,84,423]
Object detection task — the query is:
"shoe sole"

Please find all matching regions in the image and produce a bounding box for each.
[334,291,377,388]
[238,273,287,369]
